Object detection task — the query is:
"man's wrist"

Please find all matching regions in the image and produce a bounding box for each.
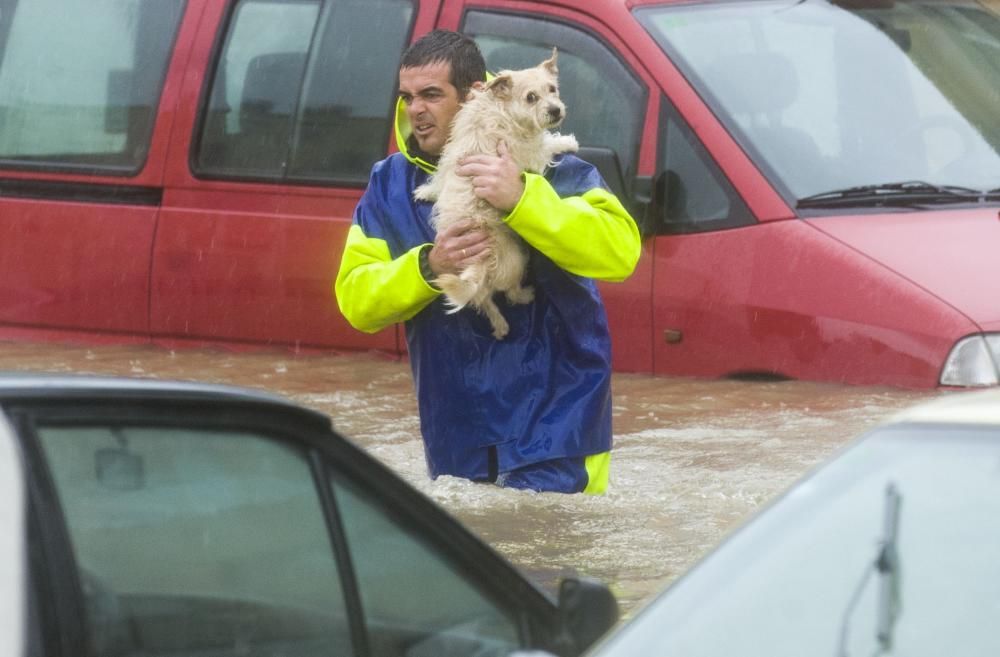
[418,245,440,290]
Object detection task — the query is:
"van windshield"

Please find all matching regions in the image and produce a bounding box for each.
[636,0,1000,204]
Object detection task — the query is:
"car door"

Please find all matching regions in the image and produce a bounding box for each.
[437,0,657,373]
[0,0,190,339]
[153,0,442,352]
[14,397,559,657]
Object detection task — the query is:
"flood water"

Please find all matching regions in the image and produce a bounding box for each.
[0,341,938,614]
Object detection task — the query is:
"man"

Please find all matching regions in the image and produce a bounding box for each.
[335,30,640,494]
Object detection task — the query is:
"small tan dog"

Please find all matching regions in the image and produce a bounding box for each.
[415,49,578,339]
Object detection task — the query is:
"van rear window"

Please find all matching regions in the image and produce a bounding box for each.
[0,0,185,174]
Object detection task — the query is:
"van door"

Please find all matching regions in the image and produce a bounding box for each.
[439,0,657,373]
[0,0,188,339]
[154,0,438,352]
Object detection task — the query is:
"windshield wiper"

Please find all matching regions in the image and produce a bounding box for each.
[836,483,902,657]
[798,181,984,209]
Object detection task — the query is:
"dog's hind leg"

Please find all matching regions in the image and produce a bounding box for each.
[480,296,510,339]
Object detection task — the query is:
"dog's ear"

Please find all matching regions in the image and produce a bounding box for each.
[485,72,513,99]
[542,47,558,75]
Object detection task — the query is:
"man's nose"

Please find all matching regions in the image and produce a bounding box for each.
[409,97,427,115]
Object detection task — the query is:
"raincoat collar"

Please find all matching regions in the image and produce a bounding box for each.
[394,97,439,174]
[393,72,494,175]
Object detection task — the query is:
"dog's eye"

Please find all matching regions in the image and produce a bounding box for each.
[549,85,556,93]
[526,92,538,104]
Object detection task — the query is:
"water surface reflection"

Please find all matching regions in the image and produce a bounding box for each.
[0,342,935,612]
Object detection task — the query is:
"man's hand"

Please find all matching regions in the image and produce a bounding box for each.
[456,141,525,212]
[428,219,491,275]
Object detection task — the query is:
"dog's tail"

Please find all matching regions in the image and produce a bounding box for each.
[434,272,478,314]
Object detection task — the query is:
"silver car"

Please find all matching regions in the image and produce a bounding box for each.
[589,388,1000,657]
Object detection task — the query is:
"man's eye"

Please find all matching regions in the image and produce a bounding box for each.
[526,92,538,103]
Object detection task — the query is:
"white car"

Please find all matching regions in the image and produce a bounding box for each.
[0,375,616,657]
[588,388,1000,657]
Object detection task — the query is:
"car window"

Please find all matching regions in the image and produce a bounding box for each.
[195,0,414,184]
[0,0,185,173]
[463,10,646,193]
[36,425,351,657]
[330,474,522,657]
[655,96,754,234]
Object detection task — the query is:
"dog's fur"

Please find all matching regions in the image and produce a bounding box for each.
[415,49,578,339]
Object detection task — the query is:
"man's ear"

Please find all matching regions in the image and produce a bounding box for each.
[542,47,558,75]
[485,73,513,99]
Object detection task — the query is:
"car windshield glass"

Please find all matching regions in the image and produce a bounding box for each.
[636,0,1000,203]
[591,423,1000,657]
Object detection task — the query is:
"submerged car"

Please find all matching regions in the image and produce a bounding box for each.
[586,387,1000,657]
[0,375,616,657]
[0,0,998,388]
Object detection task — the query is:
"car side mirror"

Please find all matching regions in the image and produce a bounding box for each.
[554,577,619,656]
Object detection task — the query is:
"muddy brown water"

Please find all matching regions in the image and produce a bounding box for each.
[0,341,937,614]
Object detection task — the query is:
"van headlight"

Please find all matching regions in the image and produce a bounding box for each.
[940,334,1000,386]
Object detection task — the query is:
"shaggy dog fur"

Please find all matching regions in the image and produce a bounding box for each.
[415,49,578,339]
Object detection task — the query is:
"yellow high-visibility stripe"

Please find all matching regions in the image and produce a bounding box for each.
[334,225,438,332]
[505,174,640,281]
[583,451,611,495]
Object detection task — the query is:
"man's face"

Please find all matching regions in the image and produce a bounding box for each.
[398,61,463,157]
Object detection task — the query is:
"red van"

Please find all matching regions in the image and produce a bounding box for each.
[1,0,998,389]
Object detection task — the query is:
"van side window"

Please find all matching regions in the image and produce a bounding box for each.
[463,11,646,195]
[655,97,754,234]
[195,0,414,185]
[0,0,185,173]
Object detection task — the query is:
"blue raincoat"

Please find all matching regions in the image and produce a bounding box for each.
[335,105,640,493]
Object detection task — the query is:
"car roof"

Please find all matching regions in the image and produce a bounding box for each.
[0,373,329,424]
[888,388,1000,426]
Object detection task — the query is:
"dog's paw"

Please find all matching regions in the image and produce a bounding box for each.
[546,133,579,154]
[491,318,510,340]
[413,182,438,202]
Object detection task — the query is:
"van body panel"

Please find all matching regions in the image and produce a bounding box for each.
[1,0,997,388]
[651,219,975,387]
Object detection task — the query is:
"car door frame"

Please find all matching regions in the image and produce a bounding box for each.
[9,392,562,656]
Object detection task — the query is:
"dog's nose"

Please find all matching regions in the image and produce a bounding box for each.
[547,106,563,122]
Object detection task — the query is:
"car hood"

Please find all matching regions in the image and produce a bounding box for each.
[806,207,1000,327]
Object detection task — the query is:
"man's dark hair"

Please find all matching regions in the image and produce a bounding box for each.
[400,30,486,98]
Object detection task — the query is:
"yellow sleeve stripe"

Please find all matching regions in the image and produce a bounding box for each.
[334,225,438,333]
[505,174,641,281]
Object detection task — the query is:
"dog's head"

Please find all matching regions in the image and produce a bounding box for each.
[484,49,566,132]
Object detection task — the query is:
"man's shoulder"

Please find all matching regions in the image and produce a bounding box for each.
[363,152,423,198]
[545,152,606,196]
[370,151,415,178]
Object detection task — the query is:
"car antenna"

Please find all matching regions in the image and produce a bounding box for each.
[836,482,902,657]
